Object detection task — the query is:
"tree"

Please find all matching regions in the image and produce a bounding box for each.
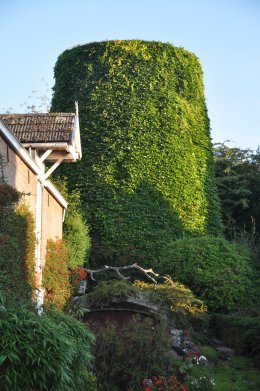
[213,142,260,239]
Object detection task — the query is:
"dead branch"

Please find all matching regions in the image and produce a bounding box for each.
[87,263,159,284]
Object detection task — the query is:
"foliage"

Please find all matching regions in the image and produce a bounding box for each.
[80,370,97,391]
[70,267,87,295]
[0,184,36,304]
[82,279,139,307]
[0,183,20,206]
[159,236,255,312]
[78,277,206,319]
[52,177,91,268]
[64,213,91,268]
[142,375,186,391]
[91,315,171,390]
[0,300,95,391]
[134,276,206,316]
[214,306,260,361]
[213,142,260,239]
[51,40,222,267]
[172,353,260,391]
[187,373,215,391]
[200,346,219,364]
[16,204,37,293]
[212,362,260,391]
[43,239,71,309]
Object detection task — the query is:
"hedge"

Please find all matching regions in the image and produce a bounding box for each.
[158,236,255,312]
[51,40,222,266]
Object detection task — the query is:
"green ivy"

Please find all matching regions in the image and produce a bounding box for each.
[51,40,222,266]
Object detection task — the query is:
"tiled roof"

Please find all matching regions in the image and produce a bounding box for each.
[0,113,76,143]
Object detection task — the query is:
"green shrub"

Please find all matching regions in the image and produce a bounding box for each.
[0,302,95,391]
[51,40,222,266]
[64,212,91,268]
[159,236,255,312]
[77,278,206,321]
[51,177,91,268]
[134,276,206,316]
[200,346,219,363]
[43,239,71,309]
[91,314,171,390]
[0,183,20,206]
[214,306,260,362]
[83,279,139,307]
[80,370,97,391]
[0,184,36,304]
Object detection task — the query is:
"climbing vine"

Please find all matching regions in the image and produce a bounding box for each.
[0,183,36,304]
[51,40,222,266]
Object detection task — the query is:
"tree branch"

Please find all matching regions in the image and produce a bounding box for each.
[87,263,159,284]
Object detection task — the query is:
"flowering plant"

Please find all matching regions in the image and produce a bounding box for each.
[189,375,215,390]
[142,375,187,391]
[70,267,88,293]
[185,352,207,366]
[180,351,209,377]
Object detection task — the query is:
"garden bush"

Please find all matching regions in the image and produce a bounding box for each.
[159,236,255,312]
[134,276,206,316]
[77,277,206,320]
[91,314,171,390]
[64,212,91,268]
[51,177,91,268]
[0,300,95,391]
[43,239,71,309]
[0,184,36,304]
[214,306,260,363]
[51,40,222,266]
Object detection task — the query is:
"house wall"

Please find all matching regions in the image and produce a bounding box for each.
[0,133,37,217]
[41,187,64,264]
[0,133,64,269]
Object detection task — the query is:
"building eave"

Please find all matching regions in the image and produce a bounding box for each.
[0,119,41,175]
[0,119,68,209]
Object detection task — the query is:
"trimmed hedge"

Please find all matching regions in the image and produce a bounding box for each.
[51,40,222,266]
[158,236,255,312]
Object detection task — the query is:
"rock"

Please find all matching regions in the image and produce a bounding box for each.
[170,328,183,337]
[216,346,235,360]
[169,326,200,356]
[170,336,183,354]
[211,337,225,347]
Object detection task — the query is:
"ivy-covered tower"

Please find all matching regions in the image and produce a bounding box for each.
[51,40,222,267]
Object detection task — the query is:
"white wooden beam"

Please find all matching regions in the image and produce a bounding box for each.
[43,157,64,180]
[39,149,53,163]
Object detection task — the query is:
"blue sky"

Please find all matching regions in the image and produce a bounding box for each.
[1,0,259,149]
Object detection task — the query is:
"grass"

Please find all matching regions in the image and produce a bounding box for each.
[188,356,260,391]
[213,363,260,391]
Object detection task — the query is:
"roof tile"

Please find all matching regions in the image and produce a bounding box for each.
[0,113,75,143]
